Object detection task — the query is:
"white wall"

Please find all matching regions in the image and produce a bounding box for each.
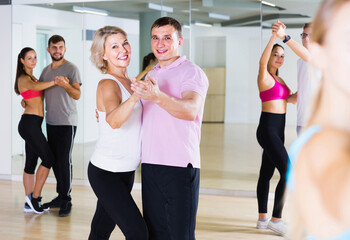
[0,5,12,176]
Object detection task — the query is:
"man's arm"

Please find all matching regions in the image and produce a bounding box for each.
[273,21,311,62]
[131,75,203,121]
[155,90,203,121]
[55,76,81,100]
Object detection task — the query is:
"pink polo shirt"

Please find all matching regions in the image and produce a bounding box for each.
[141,56,209,168]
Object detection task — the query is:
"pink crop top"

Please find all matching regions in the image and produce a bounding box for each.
[20,80,43,100]
[259,73,290,102]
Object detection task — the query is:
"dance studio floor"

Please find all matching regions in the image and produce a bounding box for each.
[6,123,298,239]
[0,180,289,239]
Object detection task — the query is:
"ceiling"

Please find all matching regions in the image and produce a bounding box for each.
[32,0,322,28]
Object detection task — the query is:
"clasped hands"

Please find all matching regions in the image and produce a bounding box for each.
[131,74,160,102]
[54,76,69,87]
[272,20,287,40]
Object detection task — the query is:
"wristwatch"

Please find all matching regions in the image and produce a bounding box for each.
[283,35,291,43]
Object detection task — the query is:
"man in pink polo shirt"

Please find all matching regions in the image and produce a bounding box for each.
[131,17,209,240]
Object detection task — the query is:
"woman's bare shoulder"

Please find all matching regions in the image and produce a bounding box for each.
[300,127,349,159]
[18,74,32,82]
[298,127,350,224]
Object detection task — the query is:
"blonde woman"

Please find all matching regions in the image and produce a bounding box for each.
[288,0,350,239]
[88,26,148,240]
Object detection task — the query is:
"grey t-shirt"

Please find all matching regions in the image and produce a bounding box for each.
[39,61,82,126]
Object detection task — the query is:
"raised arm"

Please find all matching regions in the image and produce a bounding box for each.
[258,34,277,85]
[273,21,311,62]
[98,79,140,129]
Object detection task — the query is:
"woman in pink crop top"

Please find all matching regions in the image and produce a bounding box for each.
[255,21,310,236]
[14,47,57,214]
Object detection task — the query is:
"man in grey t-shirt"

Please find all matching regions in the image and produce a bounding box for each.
[40,35,82,217]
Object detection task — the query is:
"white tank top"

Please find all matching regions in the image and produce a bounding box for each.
[90,74,142,172]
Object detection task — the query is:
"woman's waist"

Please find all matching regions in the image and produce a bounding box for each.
[23,104,44,117]
[94,136,141,154]
[91,150,141,170]
[261,100,287,114]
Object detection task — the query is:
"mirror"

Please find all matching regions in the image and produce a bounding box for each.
[11,0,320,194]
[11,2,85,182]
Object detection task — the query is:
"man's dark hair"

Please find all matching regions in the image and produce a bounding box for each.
[303,22,312,30]
[151,17,182,38]
[48,35,65,46]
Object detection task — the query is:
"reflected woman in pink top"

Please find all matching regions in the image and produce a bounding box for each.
[255,21,310,236]
[14,47,57,214]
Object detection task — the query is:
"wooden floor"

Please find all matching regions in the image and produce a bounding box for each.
[6,123,298,239]
[0,180,289,240]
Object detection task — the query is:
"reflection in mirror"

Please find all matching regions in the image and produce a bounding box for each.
[189,0,318,193]
[11,0,319,193]
[257,0,317,193]
[188,0,265,192]
[11,3,85,185]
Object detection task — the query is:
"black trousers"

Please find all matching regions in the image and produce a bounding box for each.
[88,162,148,240]
[18,114,54,174]
[142,163,200,240]
[256,112,288,218]
[46,124,76,201]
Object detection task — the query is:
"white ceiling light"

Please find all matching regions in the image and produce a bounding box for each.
[194,21,212,27]
[72,6,109,16]
[181,8,201,13]
[147,3,173,13]
[208,12,230,21]
[261,1,276,7]
[262,22,272,27]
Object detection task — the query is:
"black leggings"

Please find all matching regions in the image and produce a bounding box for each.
[18,114,54,174]
[256,112,288,218]
[88,162,148,240]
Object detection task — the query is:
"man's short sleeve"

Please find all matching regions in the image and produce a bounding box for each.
[180,65,209,99]
[69,65,82,86]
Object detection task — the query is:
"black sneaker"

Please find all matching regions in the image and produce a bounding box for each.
[37,197,50,211]
[25,193,44,214]
[42,196,62,209]
[59,201,72,217]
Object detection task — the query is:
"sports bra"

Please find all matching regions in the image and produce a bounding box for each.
[288,125,350,240]
[20,80,43,100]
[259,73,290,102]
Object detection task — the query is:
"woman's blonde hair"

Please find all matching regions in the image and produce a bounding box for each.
[307,0,350,127]
[90,26,127,73]
[291,1,350,239]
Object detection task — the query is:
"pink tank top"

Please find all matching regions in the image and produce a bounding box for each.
[20,80,43,100]
[259,73,290,102]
